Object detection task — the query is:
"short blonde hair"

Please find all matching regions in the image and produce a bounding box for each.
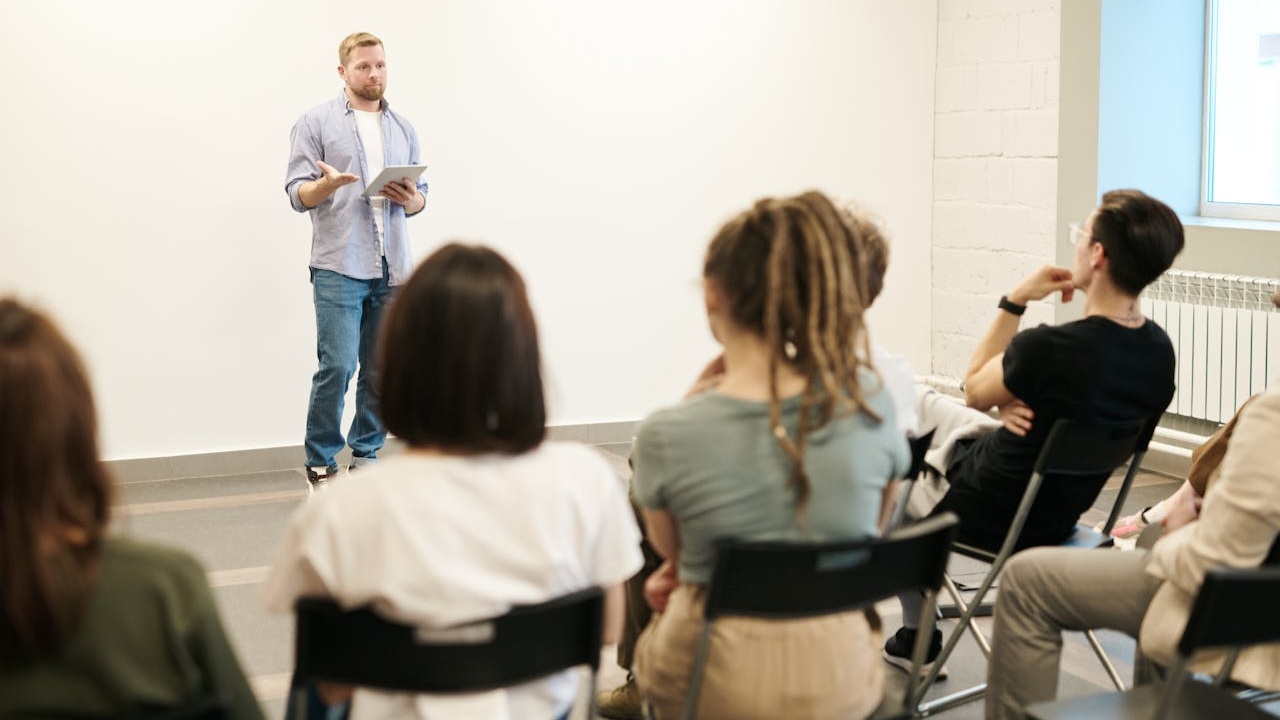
[339,32,382,67]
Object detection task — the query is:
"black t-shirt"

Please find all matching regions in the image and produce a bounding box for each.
[939,316,1176,551]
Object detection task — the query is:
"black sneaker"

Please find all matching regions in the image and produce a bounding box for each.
[305,465,339,496]
[883,626,948,679]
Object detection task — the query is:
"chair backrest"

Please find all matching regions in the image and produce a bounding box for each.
[1033,417,1149,477]
[293,587,603,693]
[1178,566,1280,657]
[702,513,958,622]
[1010,417,1152,545]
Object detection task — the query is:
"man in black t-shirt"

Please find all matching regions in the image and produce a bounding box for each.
[884,189,1185,678]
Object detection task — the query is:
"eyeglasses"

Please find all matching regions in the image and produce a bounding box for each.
[1067,223,1091,247]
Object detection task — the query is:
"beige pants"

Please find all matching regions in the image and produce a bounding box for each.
[985,547,1162,720]
[634,584,885,720]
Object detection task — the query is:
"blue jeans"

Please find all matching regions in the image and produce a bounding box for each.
[304,262,393,469]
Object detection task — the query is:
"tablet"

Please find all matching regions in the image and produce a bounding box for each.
[362,164,428,198]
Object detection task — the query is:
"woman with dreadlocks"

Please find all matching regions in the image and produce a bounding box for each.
[629,191,910,720]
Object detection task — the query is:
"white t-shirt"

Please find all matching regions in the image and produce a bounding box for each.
[263,442,643,720]
[871,344,918,435]
[354,109,386,256]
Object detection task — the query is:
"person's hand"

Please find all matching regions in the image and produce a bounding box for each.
[316,161,358,191]
[315,681,355,706]
[643,560,679,612]
[1161,492,1202,532]
[998,399,1034,437]
[380,178,418,206]
[684,355,726,399]
[1009,265,1076,306]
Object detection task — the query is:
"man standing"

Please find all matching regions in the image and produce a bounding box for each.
[286,32,428,491]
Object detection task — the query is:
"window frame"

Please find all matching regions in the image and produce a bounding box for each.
[1199,0,1280,222]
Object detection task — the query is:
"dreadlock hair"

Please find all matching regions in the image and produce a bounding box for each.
[0,299,112,667]
[703,190,883,520]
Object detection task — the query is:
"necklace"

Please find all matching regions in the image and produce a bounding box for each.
[1100,312,1143,325]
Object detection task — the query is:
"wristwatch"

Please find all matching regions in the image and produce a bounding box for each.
[998,295,1027,316]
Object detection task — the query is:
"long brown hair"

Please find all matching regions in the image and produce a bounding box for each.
[703,190,883,517]
[0,299,112,666]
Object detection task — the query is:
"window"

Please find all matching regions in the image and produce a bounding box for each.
[1202,0,1280,220]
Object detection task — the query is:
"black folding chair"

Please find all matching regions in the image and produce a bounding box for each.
[1026,566,1280,720]
[291,588,603,719]
[912,417,1152,715]
[668,513,959,720]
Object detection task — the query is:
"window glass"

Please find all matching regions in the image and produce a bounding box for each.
[1204,0,1280,218]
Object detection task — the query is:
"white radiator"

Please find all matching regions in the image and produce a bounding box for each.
[1142,270,1280,423]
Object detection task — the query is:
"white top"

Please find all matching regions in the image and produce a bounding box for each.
[354,109,386,256]
[871,343,918,435]
[263,442,643,720]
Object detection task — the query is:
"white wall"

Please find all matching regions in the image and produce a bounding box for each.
[0,1,937,460]
[931,0,1062,379]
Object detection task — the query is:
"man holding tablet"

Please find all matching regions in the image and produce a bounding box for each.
[285,31,428,492]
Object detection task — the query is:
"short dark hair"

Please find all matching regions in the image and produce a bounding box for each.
[1090,189,1185,295]
[377,243,546,454]
[0,298,112,665]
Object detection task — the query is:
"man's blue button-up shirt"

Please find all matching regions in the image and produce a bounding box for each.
[285,92,428,286]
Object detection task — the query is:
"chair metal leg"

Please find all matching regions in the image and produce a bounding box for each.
[902,591,939,712]
[941,574,992,658]
[916,683,988,717]
[910,573,995,715]
[586,668,599,718]
[938,601,994,619]
[1084,629,1126,691]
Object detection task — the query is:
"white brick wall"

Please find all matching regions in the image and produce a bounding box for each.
[931,0,1061,379]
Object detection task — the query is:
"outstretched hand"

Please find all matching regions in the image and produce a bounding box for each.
[1010,265,1076,305]
[316,160,358,190]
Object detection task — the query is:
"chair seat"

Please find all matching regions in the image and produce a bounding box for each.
[1058,525,1108,549]
[1026,680,1277,720]
[953,525,1108,560]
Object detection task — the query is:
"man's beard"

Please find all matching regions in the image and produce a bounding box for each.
[351,83,384,102]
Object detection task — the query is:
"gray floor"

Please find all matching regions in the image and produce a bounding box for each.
[110,446,1187,719]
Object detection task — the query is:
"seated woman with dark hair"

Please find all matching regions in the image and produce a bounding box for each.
[264,244,643,720]
[0,299,264,719]
[630,191,910,720]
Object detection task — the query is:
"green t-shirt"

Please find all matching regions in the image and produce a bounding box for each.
[632,370,910,584]
[0,538,264,720]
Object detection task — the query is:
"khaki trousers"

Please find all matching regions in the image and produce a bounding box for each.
[634,584,884,720]
[985,547,1162,720]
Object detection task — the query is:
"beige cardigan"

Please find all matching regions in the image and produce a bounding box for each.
[1140,383,1280,690]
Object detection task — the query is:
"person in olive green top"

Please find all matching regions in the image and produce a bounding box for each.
[0,298,264,720]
